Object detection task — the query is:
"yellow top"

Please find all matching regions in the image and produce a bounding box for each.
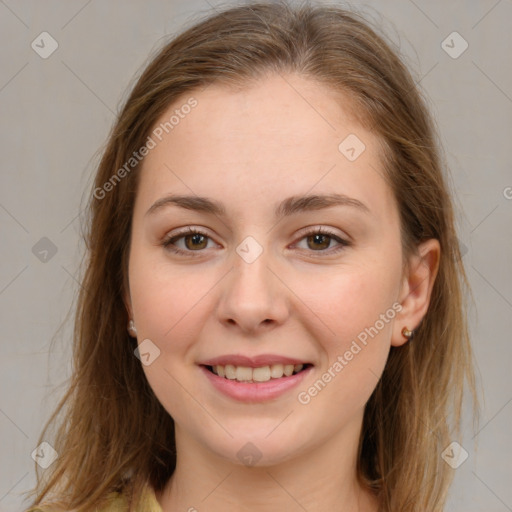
[27,484,163,512]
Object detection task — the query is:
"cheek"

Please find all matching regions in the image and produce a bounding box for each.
[129,260,208,420]
[294,261,399,347]
[129,248,208,343]
[290,261,398,407]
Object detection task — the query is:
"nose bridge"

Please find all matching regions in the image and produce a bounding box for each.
[217,235,288,331]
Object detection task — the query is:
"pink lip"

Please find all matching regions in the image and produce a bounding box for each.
[199,364,313,402]
[200,354,310,367]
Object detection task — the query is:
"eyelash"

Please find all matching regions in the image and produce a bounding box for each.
[161,226,351,258]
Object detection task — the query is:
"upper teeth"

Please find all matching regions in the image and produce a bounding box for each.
[212,363,304,382]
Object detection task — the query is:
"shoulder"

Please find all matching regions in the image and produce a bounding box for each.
[26,493,127,511]
[25,485,161,512]
[25,492,127,511]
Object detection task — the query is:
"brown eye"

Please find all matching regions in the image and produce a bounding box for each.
[182,233,208,250]
[162,228,215,256]
[162,226,350,258]
[294,227,350,256]
[306,233,332,251]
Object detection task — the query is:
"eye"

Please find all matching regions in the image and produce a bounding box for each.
[162,227,216,256]
[293,226,350,256]
[162,226,350,257]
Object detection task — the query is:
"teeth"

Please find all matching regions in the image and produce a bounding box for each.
[253,366,271,382]
[235,366,252,381]
[211,363,306,382]
[283,364,294,376]
[270,364,284,378]
[225,364,237,380]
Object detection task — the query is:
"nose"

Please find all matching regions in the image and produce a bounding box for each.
[216,248,289,335]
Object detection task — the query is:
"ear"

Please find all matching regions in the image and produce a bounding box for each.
[392,238,441,347]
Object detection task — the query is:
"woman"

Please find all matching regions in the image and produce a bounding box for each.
[25,1,480,510]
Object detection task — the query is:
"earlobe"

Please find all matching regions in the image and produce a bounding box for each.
[124,293,138,337]
[392,238,441,347]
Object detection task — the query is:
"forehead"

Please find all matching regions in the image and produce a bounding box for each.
[166,74,368,157]
[136,73,395,222]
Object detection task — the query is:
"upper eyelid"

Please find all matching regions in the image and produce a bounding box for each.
[165,225,347,241]
[164,225,349,250]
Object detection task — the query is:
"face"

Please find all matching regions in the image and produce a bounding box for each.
[126,73,411,467]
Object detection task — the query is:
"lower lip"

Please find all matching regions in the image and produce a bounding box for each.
[200,365,313,402]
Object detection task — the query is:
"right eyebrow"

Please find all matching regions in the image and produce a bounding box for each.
[145,192,372,219]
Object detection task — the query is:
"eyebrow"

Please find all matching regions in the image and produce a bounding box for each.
[145,193,371,219]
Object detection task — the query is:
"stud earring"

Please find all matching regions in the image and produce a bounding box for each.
[401,326,414,340]
[128,319,137,337]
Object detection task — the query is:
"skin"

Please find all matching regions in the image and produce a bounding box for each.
[124,72,440,511]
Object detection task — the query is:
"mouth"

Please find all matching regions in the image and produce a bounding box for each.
[198,354,314,402]
[202,363,313,383]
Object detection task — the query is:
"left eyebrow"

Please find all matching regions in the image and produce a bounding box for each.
[145,193,372,219]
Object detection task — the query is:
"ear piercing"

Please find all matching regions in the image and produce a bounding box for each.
[401,326,414,340]
[128,319,137,337]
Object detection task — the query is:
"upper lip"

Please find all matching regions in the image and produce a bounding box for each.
[200,354,311,367]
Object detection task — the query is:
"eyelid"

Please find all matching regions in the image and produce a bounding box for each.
[166,225,214,239]
[290,225,350,256]
[162,226,217,250]
[162,225,351,257]
[293,224,349,242]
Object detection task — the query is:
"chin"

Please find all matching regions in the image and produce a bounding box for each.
[201,430,308,469]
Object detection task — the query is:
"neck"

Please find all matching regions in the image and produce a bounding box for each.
[155,409,380,512]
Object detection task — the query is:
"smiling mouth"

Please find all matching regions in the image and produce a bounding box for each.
[203,363,312,383]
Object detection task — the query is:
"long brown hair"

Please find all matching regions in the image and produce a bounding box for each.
[25,1,480,510]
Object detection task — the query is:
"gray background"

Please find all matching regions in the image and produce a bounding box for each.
[0,0,511,510]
